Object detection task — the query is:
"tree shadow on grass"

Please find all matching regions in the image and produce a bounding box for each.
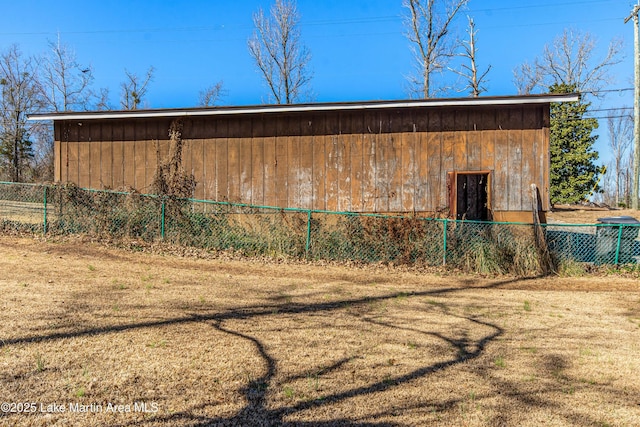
[2,276,548,426]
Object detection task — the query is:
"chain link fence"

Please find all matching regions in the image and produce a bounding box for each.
[1,182,639,274]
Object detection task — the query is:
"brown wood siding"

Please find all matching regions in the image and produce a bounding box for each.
[263,117,277,207]
[311,115,326,210]
[54,104,550,215]
[250,117,264,206]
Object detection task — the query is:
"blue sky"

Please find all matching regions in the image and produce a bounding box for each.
[0,0,637,161]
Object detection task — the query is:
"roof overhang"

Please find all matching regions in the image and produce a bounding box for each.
[28,93,580,121]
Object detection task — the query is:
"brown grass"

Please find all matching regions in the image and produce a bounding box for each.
[0,236,639,426]
[548,206,640,224]
[0,200,44,225]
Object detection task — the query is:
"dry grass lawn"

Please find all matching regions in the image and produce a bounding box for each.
[0,236,639,426]
[548,206,640,224]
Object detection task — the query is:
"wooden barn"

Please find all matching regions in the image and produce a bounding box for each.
[30,94,578,223]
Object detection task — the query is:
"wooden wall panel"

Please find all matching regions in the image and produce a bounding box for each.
[182,132,194,195]
[413,111,428,211]
[238,120,253,205]
[324,113,339,211]
[227,118,241,203]
[71,140,79,186]
[299,115,314,209]
[215,120,228,201]
[387,113,403,212]
[361,112,376,212]
[480,110,496,172]
[66,125,79,185]
[467,111,482,170]
[520,129,535,211]
[111,124,124,189]
[373,113,387,212]
[263,117,277,207]
[426,112,442,211]
[77,123,90,188]
[287,117,302,208]
[143,121,156,193]
[203,121,217,202]
[453,111,468,171]
[78,143,90,188]
[191,120,205,200]
[274,117,290,206]
[523,109,541,196]
[337,113,352,212]
[157,120,170,177]
[134,122,147,192]
[99,124,113,189]
[507,108,523,211]
[494,110,509,211]
[275,117,289,207]
[441,111,455,211]
[123,123,135,189]
[400,112,416,211]
[349,113,364,212]
[251,117,265,206]
[88,123,101,189]
[311,115,326,211]
[325,134,338,211]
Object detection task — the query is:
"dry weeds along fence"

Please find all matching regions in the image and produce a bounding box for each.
[1,182,639,275]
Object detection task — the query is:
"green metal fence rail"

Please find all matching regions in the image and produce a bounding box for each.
[1,182,639,274]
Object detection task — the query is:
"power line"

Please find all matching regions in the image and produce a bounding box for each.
[587,107,634,112]
[0,1,627,37]
[585,87,634,94]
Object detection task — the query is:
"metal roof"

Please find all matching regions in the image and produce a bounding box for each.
[28,93,580,121]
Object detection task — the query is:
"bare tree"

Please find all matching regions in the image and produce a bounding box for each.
[198,81,224,107]
[248,0,312,104]
[449,16,491,97]
[120,67,154,110]
[34,37,96,181]
[513,61,543,96]
[514,28,624,95]
[403,0,468,98]
[40,36,93,113]
[0,45,43,182]
[95,87,111,111]
[606,109,633,206]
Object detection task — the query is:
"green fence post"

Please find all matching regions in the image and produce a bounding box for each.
[614,225,623,265]
[305,210,312,257]
[161,198,166,240]
[443,218,448,266]
[43,185,48,234]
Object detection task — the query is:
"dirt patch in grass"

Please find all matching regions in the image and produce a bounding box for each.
[0,236,639,426]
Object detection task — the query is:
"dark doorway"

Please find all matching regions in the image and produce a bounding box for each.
[455,173,489,220]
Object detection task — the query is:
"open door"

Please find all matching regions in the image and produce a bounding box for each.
[448,171,491,221]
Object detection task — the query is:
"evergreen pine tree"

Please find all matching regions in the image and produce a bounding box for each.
[549,83,602,205]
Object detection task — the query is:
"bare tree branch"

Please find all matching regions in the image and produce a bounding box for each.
[248,0,312,104]
[403,0,468,98]
[449,16,491,97]
[120,66,154,110]
[40,35,93,112]
[198,81,225,107]
[513,28,624,96]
